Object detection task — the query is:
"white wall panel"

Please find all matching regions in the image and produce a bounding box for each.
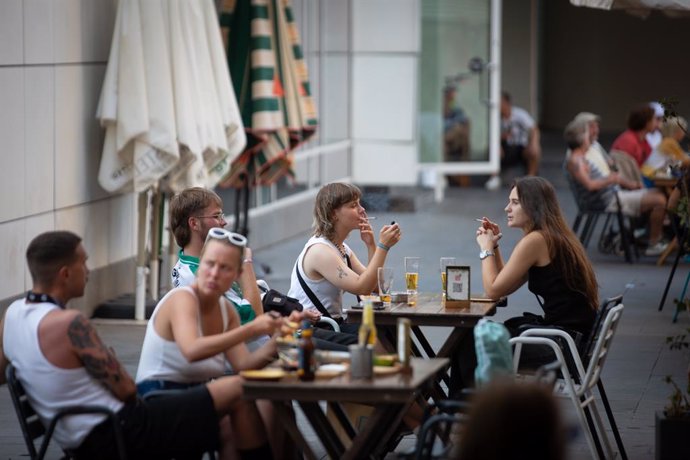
[0,0,23,65]
[108,193,136,263]
[53,0,115,63]
[352,0,419,53]
[24,0,55,64]
[55,64,107,208]
[323,0,349,52]
[353,142,417,185]
[352,55,416,142]
[0,68,25,221]
[22,213,56,290]
[55,200,110,270]
[24,67,55,215]
[0,220,26,299]
[322,55,349,142]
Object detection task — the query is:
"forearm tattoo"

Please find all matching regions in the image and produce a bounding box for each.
[337,266,348,279]
[67,315,124,389]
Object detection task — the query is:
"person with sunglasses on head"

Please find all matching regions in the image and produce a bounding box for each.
[136,227,295,459]
[169,186,356,351]
[0,231,274,459]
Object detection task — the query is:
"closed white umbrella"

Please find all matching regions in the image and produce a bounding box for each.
[97,0,247,318]
[570,0,690,17]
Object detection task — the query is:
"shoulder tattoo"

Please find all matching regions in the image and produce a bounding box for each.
[67,315,123,385]
[337,266,348,279]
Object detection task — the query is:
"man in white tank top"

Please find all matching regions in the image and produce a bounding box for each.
[0,231,274,459]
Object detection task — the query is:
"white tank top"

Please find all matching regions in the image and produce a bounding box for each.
[136,286,230,383]
[287,236,351,318]
[2,299,123,449]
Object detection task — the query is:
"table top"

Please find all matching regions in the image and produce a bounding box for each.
[345,292,497,326]
[242,357,449,403]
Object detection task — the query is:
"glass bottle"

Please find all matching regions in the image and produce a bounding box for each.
[358,300,377,346]
[297,320,315,381]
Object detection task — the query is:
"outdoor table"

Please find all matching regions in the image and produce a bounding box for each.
[242,357,449,460]
[346,293,497,398]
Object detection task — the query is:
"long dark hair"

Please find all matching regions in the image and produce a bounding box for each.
[514,177,599,311]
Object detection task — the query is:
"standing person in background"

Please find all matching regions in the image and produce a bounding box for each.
[485,91,541,190]
[611,104,656,167]
[288,182,401,337]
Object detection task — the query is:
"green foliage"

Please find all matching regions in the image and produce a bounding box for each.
[664,327,690,418]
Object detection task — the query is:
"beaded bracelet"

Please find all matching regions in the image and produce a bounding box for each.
[377,242,390,251]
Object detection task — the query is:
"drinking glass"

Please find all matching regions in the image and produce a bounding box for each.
[404,257,420,296]
[440,257,457,295]
[377,267,394,308]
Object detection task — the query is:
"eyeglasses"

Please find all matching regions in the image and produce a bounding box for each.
[205,227,247,247]
[194,212,226,221]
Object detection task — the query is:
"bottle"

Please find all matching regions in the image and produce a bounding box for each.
[397,318,412,373]
[358,300,377,346]
[297,320,315,381]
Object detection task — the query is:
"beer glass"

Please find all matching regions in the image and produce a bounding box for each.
[404,257,420,296]
[377,267,394,308]
[440,257,457,295]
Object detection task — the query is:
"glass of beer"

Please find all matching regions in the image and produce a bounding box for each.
[404,257,420,296]
[440,257,457,295]
[377,267,394,308]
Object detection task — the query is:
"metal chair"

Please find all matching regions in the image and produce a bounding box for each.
[511,303,625,460]
[5,363,127,460]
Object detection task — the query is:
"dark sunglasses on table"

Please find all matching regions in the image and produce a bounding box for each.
[205,227,248,247]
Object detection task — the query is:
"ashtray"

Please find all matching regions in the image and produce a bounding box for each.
[391,292,408,303]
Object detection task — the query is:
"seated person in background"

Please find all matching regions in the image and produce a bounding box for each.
[646,101,666,151]
[565,119,668,256]
[169,186,351,351]
[485,91,541,190]
[288,182,401,337]
[454,381,565,460]
[452,177,598,392]
[0,231,272,459]
[611,104,656,167]
[572,112,615,174]
[137,229,294,459]
[656,116,689,170]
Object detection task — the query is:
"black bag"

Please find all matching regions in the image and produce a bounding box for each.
[262,289,303,316]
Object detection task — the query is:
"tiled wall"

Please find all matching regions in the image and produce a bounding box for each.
[0,0,137,315]
[351,0,419,185]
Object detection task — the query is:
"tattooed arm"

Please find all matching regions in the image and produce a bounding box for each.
[67,314,136,402]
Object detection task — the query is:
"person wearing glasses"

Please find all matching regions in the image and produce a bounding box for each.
[136,227,294,458]
[0,231,274,459]
[169,186,355,351]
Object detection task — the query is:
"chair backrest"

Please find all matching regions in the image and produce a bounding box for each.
[581,294,624,362]
[582,303,625,392]
[6,363,44,459]
[610,150,644,187]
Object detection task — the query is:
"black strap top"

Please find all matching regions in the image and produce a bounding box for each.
[528,263,596,336]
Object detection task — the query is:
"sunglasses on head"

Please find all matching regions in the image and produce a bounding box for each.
[205,227,248,247]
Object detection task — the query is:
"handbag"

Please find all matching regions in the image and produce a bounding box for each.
[262,289,303,316]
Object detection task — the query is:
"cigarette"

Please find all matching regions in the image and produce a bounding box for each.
[366,216,377,220]
[475,218,485,223]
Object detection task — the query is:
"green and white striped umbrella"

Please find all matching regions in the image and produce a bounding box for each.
[219,0,318,188]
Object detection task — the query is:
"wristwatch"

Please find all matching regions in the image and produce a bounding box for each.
[479,249,495,260]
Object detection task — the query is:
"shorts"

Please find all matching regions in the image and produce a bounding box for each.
[606,189,646,217]
[75,385,219,460]
[501,142,526,168]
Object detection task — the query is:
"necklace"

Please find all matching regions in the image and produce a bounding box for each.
[328,239,347,258]
[26,291,64,309]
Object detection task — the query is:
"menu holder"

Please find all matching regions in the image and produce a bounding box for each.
[445,265,470,309]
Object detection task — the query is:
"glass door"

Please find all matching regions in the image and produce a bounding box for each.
[418,0,501,177]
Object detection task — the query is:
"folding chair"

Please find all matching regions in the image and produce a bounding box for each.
[5,363,127,460]
[511,303,625,460]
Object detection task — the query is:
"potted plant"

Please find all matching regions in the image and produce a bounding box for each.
[655,327,690,460]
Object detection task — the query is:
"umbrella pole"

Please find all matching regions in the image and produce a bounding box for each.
[148,187,163,301]
[135,190,150,320]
